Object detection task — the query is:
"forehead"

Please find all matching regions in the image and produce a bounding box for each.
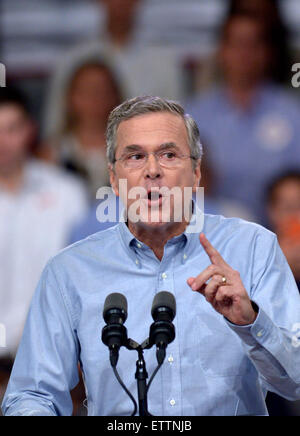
[225,18,265,41]
[116,112,189,151]
[276,179,300,195]
[0,104,26,125]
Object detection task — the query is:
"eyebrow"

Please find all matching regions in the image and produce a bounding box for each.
[158,142,180,151]
[122,142,180,153]
[122,145,144,153]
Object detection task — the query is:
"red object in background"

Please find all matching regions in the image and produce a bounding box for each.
[279,216,300,243]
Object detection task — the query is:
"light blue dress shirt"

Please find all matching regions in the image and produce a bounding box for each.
[2,211,300,416]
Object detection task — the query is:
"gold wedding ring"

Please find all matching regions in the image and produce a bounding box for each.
[221,276,227,285]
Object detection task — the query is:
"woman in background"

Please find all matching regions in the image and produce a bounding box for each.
[42,59,123,198]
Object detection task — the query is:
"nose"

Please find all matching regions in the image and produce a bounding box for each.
[144,152,162,179]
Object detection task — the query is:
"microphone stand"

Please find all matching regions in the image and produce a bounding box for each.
[126,338,152,416]
[123,324,174,416]
[135,346,151,416]
[102,292,175,417]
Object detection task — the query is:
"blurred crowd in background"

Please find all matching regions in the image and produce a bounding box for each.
[0,0,300,416]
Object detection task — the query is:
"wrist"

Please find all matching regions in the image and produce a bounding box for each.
[225,301,259,326]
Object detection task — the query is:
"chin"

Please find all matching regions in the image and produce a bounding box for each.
[139,210,185,230]
[127,198,185,229]
[136,220,174,234]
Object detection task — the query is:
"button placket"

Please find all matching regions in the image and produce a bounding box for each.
[157,246,182,415]
[168,355,174,364]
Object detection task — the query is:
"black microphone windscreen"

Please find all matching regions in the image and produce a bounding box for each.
[103,293,128,319]
[151,291,176,318]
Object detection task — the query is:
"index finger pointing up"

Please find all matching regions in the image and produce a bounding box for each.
[199,233,228,267]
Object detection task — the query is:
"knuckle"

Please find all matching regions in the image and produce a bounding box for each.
[233,270,241,279]
[216,288,227,302]
[212,275,221,285]
[207,264,215,273]
[216,287,225,298]
[215,292,223,302]
[209,264,219,275]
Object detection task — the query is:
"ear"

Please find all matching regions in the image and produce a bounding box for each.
[192,160,201,192]
[108,163,119,197]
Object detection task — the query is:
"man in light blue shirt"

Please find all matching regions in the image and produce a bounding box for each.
[3,96,300,416]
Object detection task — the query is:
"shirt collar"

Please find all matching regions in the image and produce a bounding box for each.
[181,202,204,263]
[117,200,204,264]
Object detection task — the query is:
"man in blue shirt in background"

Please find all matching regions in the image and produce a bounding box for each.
[186,13,300,223]
[3,96,300,416]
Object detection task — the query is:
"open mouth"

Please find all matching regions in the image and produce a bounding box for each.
[147,189,163,206]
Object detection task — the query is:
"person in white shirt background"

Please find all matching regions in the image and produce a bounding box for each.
[0,88,88,408]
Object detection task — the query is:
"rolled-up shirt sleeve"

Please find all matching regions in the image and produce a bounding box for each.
[2,260,80,416]
[225,232,300,400]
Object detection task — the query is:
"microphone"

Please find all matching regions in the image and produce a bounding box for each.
[101,293,128,367]
[149,291,176,364]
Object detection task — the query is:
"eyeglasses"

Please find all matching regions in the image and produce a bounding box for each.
[114,150,197,169]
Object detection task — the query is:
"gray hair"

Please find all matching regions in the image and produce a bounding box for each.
[106,96,203,170]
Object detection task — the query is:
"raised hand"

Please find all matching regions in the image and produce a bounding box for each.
[187,233,257,325]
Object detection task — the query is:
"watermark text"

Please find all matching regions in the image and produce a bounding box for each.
[0,63,6,87]
[0,323,6,348]
[96,181,204,233]
[291,63,300,88]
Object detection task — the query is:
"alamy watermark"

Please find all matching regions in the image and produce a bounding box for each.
[0,63,6,87]
[96,181,204,233]
[0,323,6,348]
[291,63,300,88]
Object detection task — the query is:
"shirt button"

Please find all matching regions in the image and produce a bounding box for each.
[257,330,264,337]
[137,243,142,248]
[170,399,176,406]
[168,355,174,364]
[161,272,167,279]
[135,259,139,265]
[183,254,187,260]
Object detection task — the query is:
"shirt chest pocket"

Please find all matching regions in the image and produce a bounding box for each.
[190,313,251,378]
